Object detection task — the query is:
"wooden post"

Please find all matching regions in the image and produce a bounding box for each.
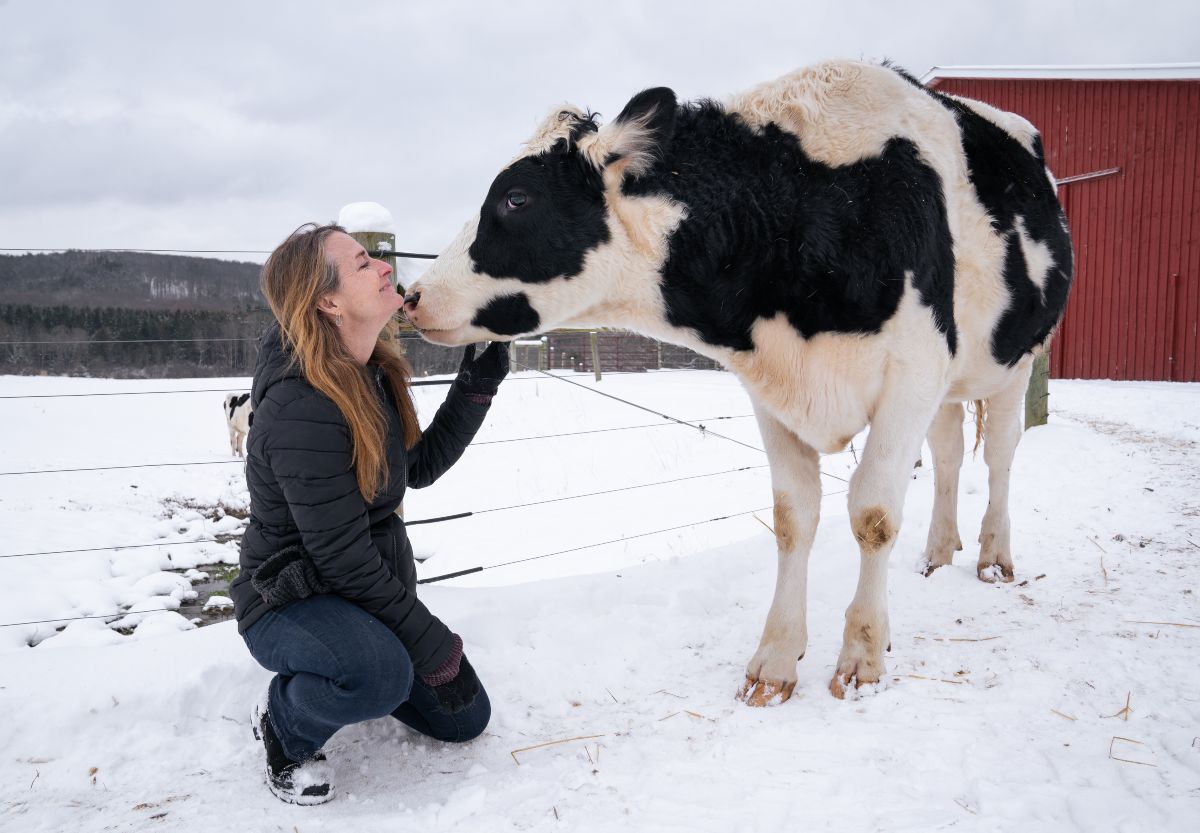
[1024,351,1050,429]
[590,331,601,382]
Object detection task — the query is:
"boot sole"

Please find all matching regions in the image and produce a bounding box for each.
[252,697,333,804]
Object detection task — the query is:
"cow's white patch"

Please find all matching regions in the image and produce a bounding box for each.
[1014,216,1054,296]
[728,314,883,453]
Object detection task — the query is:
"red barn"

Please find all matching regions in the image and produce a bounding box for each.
[922,64,1200,382]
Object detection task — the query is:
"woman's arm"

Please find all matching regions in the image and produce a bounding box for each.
[406,385,490,489]
[407,343,508,488]
[265,392,454,674]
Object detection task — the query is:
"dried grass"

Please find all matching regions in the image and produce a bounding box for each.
[1102,692,1133,721]
[894,674,965,686]
[510,734,606,765]
[914,635,1001,643]
[1108,736,1156,767]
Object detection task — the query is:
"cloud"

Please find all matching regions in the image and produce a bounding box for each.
[1,0,1196,254]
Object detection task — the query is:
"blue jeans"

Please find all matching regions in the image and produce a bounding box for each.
[242,594,491,762]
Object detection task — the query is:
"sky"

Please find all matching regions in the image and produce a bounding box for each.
[0,0,1196,268]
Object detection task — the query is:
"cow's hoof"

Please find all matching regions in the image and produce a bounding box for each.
[736,675,795,707]
[977,564,1015,583]
[829,650,885,699]
[829,667,883,700]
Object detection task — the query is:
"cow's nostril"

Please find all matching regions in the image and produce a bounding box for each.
[404,291,421,308]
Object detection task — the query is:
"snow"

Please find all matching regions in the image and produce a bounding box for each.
[1,370,1198,831]
[338,202,397,235]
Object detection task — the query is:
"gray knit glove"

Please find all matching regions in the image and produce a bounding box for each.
[251,545,329,607]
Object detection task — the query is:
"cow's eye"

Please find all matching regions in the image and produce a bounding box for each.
[505,191,528,210]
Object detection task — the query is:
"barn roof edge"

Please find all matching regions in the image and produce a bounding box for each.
[920,63,1200,84]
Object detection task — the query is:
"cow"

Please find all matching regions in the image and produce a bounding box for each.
[402,59,1073,705]
[224,392,253,457]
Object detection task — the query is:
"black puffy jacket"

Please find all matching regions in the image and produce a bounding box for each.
[231,325,489,675]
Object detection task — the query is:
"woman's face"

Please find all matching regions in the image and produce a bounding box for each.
[321,231,403,331]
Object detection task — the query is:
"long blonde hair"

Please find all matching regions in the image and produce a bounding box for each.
[260,223,421,501]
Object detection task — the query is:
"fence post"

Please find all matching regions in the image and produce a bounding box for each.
[1024,351,1050,429]
[590,331,601,382]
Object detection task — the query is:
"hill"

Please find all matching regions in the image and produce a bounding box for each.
[0,250,264,312]
[0,251,271,377]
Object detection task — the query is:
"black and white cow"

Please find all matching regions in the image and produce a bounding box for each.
[224,392,253,457]
[403,60,1073,704]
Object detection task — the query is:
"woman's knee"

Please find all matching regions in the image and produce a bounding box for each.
[447,685,492,743]
[335,633,413,716]
[269,595,414,717]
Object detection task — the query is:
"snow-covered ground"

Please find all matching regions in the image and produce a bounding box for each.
[1,370,1197,832]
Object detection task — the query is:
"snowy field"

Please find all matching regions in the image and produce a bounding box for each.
[1,369,1198,832]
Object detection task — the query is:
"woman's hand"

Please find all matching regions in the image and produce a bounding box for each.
[455,342,510,399]
[428,655,481,714]
[420,634,481,713]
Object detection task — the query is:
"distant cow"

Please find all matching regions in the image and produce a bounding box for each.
[403,60,1073,704]
[224,392,253,457]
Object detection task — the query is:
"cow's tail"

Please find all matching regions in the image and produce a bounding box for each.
[972,400,987,453]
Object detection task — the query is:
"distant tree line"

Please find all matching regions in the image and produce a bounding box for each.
[0,251,720,379]
[0,303,274,377]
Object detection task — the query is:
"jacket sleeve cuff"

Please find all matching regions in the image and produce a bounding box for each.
[419,632,463,686]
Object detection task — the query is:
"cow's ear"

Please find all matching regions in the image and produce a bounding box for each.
[589,87,676,178]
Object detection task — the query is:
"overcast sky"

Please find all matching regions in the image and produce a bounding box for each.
[1,0,1196,271]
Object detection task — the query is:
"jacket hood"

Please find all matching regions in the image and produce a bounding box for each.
[251,323,306,407]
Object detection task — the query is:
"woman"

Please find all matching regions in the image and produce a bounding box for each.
[230,223,507,805]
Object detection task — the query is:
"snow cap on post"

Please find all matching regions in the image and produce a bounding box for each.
[338,202,396,235]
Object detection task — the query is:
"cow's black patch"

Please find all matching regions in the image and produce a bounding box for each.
[468,131,610,283]
[919,85,1073,366]
[228,392,249,419]
[621,101,957,354]
[471,293,541,336]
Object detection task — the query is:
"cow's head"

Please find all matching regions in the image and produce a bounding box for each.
[403,87,680,345]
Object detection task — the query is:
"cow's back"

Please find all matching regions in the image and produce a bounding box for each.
[728,61,1073,394]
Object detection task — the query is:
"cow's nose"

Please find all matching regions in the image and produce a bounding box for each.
[403,291,421,311]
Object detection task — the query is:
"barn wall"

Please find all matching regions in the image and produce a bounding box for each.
[930,77,1200,381]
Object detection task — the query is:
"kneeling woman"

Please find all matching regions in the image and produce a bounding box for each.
[231,223,507,804]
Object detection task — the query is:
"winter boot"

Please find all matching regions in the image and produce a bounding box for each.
[252,693,334,805]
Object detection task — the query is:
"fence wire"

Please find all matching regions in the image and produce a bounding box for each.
[0,353,922,632]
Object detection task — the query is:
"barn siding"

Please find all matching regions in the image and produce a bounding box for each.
[929,77,1200,381]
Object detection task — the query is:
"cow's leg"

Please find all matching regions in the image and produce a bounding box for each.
[920,402,965,575]
[235,429,246,457]
[832,381,939,698]
[228,426,239,456]
[977,362,1032,583]
[737,404,821,707]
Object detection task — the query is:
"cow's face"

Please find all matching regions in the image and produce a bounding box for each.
[404,88,678,345]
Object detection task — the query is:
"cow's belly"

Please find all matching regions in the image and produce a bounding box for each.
[726,316,884,454]
[944,350,1035,402]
